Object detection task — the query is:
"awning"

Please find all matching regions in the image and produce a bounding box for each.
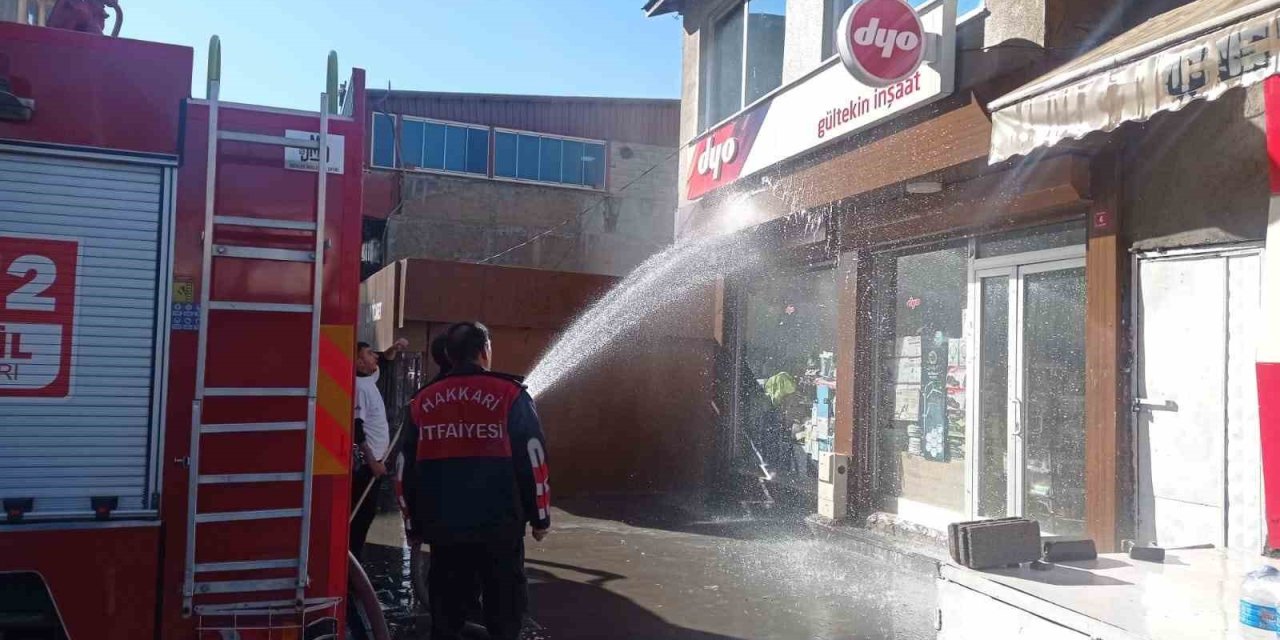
[989,0,1280,163]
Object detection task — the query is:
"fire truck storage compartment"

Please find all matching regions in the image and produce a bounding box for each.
[0,148,172,518]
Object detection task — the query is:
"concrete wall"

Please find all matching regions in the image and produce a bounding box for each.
[371,141,677,278]
[1125,84,1270,250]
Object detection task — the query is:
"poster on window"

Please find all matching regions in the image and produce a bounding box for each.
[919,332,949,462]
[0,235,79,398]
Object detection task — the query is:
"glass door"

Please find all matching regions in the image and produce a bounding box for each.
[968,252,1086,535]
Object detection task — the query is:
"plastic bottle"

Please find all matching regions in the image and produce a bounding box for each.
[1239,565,1280,638]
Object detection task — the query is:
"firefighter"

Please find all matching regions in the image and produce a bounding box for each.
[400,321,550,640]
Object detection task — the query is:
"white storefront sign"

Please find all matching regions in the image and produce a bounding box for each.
[686,0,956,200]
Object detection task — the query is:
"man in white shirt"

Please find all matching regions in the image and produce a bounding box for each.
[351,338,406,559]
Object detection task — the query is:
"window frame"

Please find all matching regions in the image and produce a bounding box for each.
[369,114,609,192]
[397,114,492,178]
[700,0,750,132]
[369,112,398,170]
[491,126,610,192]
[698,0,788,133]
[821,0,854,61]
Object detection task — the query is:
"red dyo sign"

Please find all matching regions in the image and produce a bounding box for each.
[837,0,928,87]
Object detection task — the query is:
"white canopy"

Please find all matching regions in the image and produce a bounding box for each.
[990,0,1280,164]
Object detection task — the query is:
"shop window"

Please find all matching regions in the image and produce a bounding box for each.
[871,244,969,523]
[397,117,489,176]
[493,130,607,190]
[702,0,786,129]
[371,112,396,169]
[737,267,838,493]
[872,223,1087,534]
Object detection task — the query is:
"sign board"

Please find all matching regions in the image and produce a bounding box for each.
[686,0,955,200]
[837,0,929,86]
[285,130,345,174]
[0,235,79,397]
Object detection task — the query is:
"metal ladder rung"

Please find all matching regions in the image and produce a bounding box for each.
[194,558,298,573]
[208,301,313,313]
[218,130,319,149]
[213,245,315,262]
[198,473,304,485]
[195,508,302,524]
[203,388,309,397]
[195,578,297,595]
[214,215,317,231]
[195,597,342,616]
[201,421,308,434]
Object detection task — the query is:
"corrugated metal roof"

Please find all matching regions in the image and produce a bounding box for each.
[367,89,681,147]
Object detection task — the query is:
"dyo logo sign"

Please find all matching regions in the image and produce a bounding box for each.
[695,136,738,180]
[837,0,929,87]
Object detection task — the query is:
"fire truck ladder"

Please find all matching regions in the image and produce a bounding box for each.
[181,37,338,624]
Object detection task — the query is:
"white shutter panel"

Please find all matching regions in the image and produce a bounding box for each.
[0,151,167,517]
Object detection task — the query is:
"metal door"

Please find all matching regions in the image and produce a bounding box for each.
[1134,246,1263,550]
[0,150,172,518]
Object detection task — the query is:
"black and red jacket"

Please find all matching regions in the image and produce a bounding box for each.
[397,364,550,544]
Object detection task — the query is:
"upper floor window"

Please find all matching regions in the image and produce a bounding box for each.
[493,130,607,190]
[703,0,787,129]
[399,117,490,175]
[371,112,396,169]
[369,112,607,190]
[822,0,854,59]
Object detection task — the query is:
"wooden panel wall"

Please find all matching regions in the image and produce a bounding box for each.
[1084,149,1124,551]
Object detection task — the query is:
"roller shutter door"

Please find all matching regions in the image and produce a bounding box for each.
[0,151,168,517]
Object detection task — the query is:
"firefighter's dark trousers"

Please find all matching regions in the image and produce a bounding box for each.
[428,537,527,640]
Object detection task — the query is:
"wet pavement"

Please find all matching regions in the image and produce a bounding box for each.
[360,496,937,640]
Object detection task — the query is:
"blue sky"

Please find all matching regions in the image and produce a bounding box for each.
[123,1,686,110]
[121,1,983,111]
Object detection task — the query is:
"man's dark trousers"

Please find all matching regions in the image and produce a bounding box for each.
[349,465,381,559]
[428,537,527,640]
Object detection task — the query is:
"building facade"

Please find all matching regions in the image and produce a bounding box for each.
[651,0,1276,556]
[361,90,680,278]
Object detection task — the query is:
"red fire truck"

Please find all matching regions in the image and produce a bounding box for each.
[0,20,373,639]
